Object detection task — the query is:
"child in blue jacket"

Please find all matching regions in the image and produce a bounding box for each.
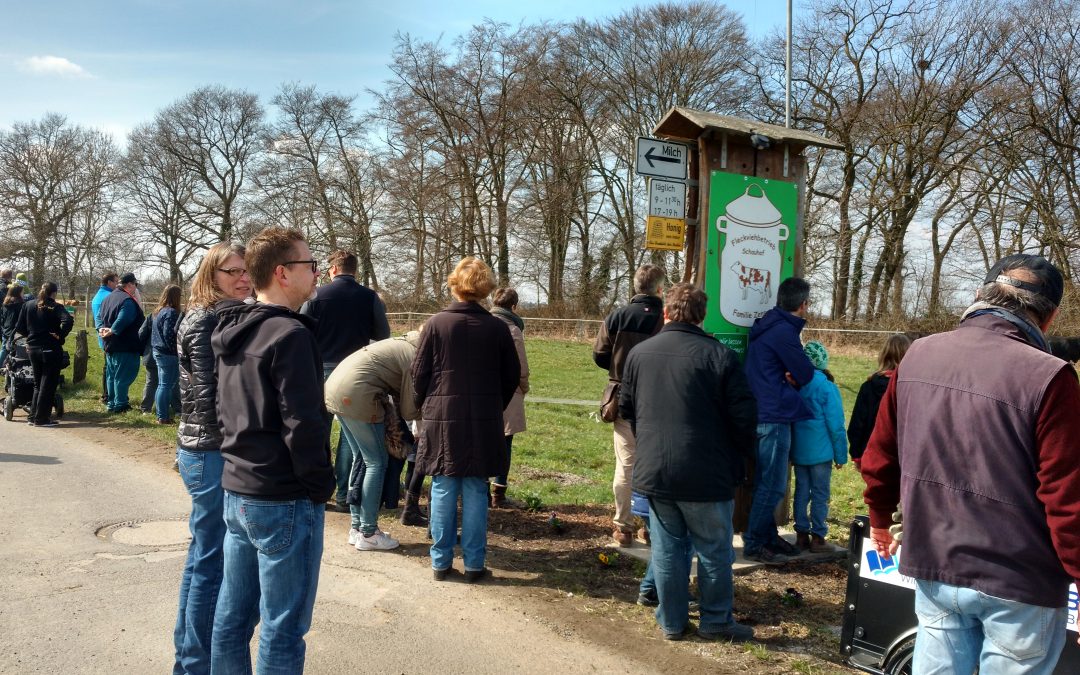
[792,341,847,553]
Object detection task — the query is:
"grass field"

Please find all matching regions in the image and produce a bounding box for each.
[50,333,880,543]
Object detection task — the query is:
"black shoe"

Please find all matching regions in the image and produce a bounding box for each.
[663,625,693,641]
[26,420,34,426]
[745,547,788,564]
[35,419,58,427]
[637,589,659,607]
[771,536,801,557]
[433,567,452,581]
[697,622,754,642]
[463,568,490,583]
[325,502,349,513]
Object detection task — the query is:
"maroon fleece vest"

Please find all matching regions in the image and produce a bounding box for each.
[895,314,1070,607]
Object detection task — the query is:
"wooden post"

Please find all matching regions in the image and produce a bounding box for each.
[73,330,88,384]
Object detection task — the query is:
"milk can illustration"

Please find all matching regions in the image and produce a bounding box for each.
[716,183,789,327]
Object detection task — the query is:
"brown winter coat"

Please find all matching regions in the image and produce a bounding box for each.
[412,301,521,478]
[492,315,529,435]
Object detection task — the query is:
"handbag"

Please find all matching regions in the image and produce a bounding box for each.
[599,381,621,423]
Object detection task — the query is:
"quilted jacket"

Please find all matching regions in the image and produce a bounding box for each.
[177,305,224,450]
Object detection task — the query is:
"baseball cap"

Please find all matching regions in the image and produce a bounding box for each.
[119,272,138,285]
[984,254,1064,307]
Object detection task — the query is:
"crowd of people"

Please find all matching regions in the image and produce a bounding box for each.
[3,242,1078,672]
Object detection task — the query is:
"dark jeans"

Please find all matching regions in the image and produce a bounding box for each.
[141,352,157,412]
[27,346,62,424]
[493,434,513,487]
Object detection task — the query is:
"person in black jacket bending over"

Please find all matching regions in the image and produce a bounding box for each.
[16,282,73,427]
[210,227,334,674]
[619,283,757,643]
[301,249,390,511]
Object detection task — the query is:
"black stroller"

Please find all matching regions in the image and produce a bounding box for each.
[2,337,66,421]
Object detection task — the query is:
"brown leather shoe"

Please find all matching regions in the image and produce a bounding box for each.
[810,534,839,553]
[796,532,811,551]
[613,529,633,547]
[637,527,651,545]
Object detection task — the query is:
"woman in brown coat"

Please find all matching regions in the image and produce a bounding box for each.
[412,257,520,582]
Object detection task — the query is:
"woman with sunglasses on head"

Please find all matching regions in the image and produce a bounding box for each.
[15,282,73,427]
[172,243,252,674]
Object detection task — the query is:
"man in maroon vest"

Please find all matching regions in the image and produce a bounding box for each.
[862,254,1080,673]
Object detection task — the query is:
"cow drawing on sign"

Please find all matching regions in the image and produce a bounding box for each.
[730,261,772,304]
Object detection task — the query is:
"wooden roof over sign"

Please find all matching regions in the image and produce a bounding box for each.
[652,106,843,151]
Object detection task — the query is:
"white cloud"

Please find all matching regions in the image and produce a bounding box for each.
[18,55,91,78]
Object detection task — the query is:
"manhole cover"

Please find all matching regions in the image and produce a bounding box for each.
[97,518,190,549]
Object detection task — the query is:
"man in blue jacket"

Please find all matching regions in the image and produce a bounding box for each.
[97,272,144,413]
[742,277,815,563]
[91,271,118,403]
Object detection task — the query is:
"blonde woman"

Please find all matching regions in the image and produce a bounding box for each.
[173,243,251,674]
[411,258,520,582]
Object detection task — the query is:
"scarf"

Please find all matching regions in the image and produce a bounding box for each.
[491,306,524,332]
[960,301,1050,353]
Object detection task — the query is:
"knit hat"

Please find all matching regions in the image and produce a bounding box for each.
[804,341,829,371]
[14,272,28,288]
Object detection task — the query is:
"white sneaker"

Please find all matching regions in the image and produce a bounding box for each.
[356,530,399,551]
[347,528,361,546]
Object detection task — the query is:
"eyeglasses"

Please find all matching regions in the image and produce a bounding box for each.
[281,260,318,273]
[217,267,249,278]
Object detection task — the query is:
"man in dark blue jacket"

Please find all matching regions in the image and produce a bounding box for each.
[97,272,145,413]
[620,283,757,642]
[300,250,390,510]
[742,277,815,563]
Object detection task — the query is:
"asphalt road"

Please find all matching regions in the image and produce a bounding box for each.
[0,420,647,674]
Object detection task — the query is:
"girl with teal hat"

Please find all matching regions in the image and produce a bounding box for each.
[791,340,847,553]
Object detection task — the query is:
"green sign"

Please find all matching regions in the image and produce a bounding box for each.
[702,172,798,358]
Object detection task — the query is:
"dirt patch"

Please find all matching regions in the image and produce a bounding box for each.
[66,419,858,674]
[515,466,594,486]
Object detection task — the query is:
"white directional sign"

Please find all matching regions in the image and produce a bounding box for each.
[648,179,686,219]
[636,137,689,180]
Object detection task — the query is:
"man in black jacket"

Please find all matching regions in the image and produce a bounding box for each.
[593,264,665,547]
[301,249,390,510]
[620,283,757,643]
[210,227,334,674]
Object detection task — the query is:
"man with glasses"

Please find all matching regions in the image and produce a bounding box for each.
[97,272,145,413]
[301,249,390,512]
[210,228,334,673]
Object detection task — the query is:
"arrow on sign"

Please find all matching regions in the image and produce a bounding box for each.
[644,147,680,168]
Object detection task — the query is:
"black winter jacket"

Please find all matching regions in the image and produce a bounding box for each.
[177,305,225,450]
[620,322,758,502]
[299,274,390,365]
[16,298,74,351]
[592,294,664,383]
[847,371,891,461]
[1,299,26,344]
[212,300,334,502]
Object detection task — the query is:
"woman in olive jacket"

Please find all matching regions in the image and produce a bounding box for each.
[16,282,73,426]
[412,257,520,582]
[172,242,251,674]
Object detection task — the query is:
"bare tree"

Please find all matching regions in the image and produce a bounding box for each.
[0,113,117,284]
[154,85,263,241]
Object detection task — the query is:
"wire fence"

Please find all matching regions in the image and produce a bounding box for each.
[388,311,906,354]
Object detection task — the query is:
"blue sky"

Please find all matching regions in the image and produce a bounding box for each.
[0,0,789,143]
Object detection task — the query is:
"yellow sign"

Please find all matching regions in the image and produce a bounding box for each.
[645,216,685,251]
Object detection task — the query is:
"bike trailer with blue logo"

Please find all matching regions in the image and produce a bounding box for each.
[839,515,1080,674]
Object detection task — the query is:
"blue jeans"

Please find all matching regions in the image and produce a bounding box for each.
[913,579,1067,674]
[105,351,140,411]
[793,462,832,538]
[744,422,793,552]
[429,476,489,572]
[155,352,180,422]
[493,434,513,487]
[173,448,226,675]
[211,492,325,675]
[340,418,387,536]
[649,498,737,634]
[323,364,358,505]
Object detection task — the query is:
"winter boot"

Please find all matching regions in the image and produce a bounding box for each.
[490,484,522,509]
[399,491,428,527]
